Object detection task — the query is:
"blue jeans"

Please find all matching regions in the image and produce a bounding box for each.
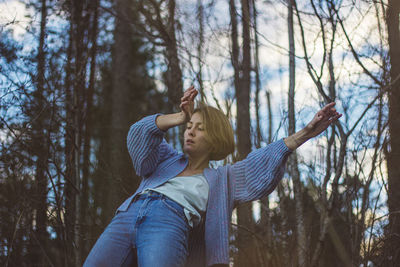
[83,191,191,267]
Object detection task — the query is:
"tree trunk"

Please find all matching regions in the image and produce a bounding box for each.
[80,0,99,261]
[31,0,48,265]
[260,90,273,266]
[165,0,184,147]
[252,0,262,149]
[229,0,240,98]
[386,0,400,264]
[251,1,267,265]
[236,0,254,266]
[165,0,183,112]
[197,0,205,101]
[266,90,272,144]
[277,182,291,267]
[65,1,88,264]
[73,1,88,264]
[109,0,134,219]
[287,0,307,266]
[63,14,74,267]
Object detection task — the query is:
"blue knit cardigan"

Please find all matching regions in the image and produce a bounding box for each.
[117,114,292,267]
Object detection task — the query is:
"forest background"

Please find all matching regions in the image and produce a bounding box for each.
[1,0,399,266]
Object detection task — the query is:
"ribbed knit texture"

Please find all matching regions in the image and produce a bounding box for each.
[119,113,292,267]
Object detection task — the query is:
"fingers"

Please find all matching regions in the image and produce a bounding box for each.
[181,86,198,104]
[320,102,335,115]
[182,86,194,99]
[184,85,195,96]
[182,86,196,98]
[319,102,342,120]
[189,89,198,100]
[322,102,335,110]
[329,113,342,122]
[180,86,196,114]
[180,100,190,106]
[181,92,196,104]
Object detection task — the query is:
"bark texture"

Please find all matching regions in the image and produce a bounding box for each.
[386,0,400,264]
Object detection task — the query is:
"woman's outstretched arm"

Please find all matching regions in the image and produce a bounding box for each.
[284,102,342,150]
[228,102,342,206]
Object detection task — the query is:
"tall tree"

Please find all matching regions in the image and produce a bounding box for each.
[197,0,205,101]
[63,13,75,267]
[235,0,255,266]
[108,0,134,220]
[64,0,90,264]
[88,0,162,254]
[136,0,183,146]
[385,0,400,264]
[252,0,262,149]
[107,0,162,220]
[30,0,49,264]
[165,0,183,113]
[287,0,307,266]
[251,0,273,264]
[79,0,99,261]
[229,0,240,101]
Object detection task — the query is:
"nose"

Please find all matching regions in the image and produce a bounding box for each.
[188,127,195,136]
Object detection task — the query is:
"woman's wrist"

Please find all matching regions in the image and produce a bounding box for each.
[156,112,187,131]
[284,128,312,150]
[180,110,190,124]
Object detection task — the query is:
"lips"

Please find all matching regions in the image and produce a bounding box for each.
[186,139,194,144]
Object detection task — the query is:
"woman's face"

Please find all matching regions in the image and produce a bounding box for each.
[183,112,211,158]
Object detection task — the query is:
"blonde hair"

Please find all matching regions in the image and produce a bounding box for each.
[193,102,235,161]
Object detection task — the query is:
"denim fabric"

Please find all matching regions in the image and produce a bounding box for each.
[83,191,191,267]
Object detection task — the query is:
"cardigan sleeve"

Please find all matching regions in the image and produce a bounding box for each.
[126,113,179,178]
[227,138,292,207]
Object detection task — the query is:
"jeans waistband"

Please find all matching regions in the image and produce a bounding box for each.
[134,190,164,201]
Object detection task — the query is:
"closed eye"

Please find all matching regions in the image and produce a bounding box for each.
[187,126,204,131]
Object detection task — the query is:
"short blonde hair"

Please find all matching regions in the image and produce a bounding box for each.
[193,102,235,161]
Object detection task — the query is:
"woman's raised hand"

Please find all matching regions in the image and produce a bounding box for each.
[304,102,342,138]
[179,85,198,122]
[155,86,199,131]
[284,102,342,150]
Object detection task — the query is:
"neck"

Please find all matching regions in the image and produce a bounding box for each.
[186,154,210,173]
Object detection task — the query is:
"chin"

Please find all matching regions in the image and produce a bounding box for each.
[183,146,192,154]
[183,147,197,156]
[184,148,194,154]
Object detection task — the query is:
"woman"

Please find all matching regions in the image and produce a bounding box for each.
[84,86,342,267]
